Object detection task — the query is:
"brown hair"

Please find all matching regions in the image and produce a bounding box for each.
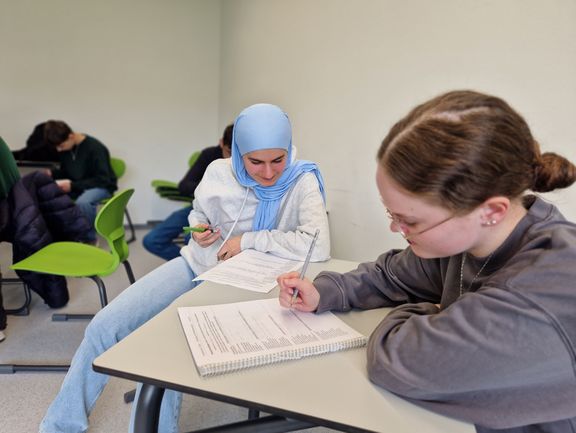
[43,120,73,148]
[377,90,576,212]
[222,124,234,148]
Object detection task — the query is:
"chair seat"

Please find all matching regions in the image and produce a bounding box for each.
[11,242,118,278]
[151,179,178,189]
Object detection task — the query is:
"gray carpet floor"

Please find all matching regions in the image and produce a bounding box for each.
[0,229,335,433]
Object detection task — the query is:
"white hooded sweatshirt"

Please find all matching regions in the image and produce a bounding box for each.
[180,158,330,275]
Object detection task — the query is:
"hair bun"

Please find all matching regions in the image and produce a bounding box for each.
[532,152,576,192]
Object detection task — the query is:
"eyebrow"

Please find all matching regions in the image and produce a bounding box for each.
[247,155,285,163]
[388,209,418,222]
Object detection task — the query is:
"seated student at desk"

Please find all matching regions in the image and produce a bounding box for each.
[278,90,576,433]
[39,103,330,433]
[43,120,117,244]
[143,123,234,261]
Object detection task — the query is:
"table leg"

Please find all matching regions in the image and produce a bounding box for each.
[134,383,165,433]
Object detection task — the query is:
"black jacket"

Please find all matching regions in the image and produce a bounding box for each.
[177,145,224,197]
[11,122,60,162]
[0,171,91,308]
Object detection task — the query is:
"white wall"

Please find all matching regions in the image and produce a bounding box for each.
[219,0,576,261]
[0,0,221,222]
[2,0,575,263]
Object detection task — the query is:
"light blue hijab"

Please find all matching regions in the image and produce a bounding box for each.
[231,103,326,231]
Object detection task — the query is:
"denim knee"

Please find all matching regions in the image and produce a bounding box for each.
[83,311,122,353]
[142,230,158,250]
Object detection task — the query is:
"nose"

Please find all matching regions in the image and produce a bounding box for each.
[389,220,401,233]
[262,163,275,179]
[389,221,408,239]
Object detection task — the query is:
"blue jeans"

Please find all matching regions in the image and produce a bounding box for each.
[39,257,200,433]
[75,188,112,242]
[143,206,192,261]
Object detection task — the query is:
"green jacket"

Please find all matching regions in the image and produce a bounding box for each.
[0,136,20,200]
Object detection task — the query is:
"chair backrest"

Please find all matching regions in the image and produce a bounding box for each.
[110,157,126,179]
[95,189,134,263]
[188,151,201,168]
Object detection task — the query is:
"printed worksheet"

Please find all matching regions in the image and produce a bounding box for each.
[177,298,368,376]
[193,249,302,293]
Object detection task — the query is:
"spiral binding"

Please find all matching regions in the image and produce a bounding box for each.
[199,335,368,376]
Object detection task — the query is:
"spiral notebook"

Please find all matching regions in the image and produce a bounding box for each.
[177,298,368,377]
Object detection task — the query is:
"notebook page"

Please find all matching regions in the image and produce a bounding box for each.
[178,298,367,376]
[193,249,302,293]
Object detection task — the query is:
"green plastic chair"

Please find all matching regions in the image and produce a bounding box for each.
[150,150,200,203]
[108,157,136,243]
[11,189,136,322]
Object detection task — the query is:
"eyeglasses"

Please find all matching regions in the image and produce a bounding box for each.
[385,208,455,240]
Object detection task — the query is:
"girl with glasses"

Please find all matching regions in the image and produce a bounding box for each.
[279,90,576,433]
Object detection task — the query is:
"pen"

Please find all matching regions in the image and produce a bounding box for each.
[183,226,213,234]
[291,228,320,305]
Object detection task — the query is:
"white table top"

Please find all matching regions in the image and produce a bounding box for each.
[94,258,473,433]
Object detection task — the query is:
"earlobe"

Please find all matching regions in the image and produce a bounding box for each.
[481,197,510,227]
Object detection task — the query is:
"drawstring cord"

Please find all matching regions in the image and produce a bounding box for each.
[220,187,250,247]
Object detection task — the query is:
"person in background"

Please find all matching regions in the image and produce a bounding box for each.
[0,136,91,340]
[43,120,117,243]
[39,103,331,433]
[0,136,20,343]
[11,122,60,162]
[143,124,233,261]
[278,90,576,433]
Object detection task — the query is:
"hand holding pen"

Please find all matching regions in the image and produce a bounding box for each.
[277,229,321,311]
[277,273,320,312]
[186,225,221,248]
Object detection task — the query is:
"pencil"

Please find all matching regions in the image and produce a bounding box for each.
[291,229,320,305]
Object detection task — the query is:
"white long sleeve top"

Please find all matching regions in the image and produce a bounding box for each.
[180,158,330,275]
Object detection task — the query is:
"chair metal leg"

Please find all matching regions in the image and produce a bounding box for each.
[0,364,70,374]
[125,209,136,243]
[92,275,108,307]
[123,260,136,284]
[52,276,108,322]
[0,284,71,372]
[4,279,32,316]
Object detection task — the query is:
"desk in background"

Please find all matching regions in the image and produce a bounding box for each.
[16,160,59,176]
[94,259,474,433]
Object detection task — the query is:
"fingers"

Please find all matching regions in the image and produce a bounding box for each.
[276,271,300,288]
[277,276,320,312]
[193,228,220,247]
[278,286,298,307]
[217,236,242,261]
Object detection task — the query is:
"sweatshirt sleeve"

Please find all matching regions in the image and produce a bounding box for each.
[314,248,444,313]
[364,287,576,429]
[240,172,330,262]
[178,147,220,197]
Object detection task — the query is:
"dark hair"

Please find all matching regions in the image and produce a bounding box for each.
[377,90,576,212]
[43,120,73,148]
[222,124,234,148]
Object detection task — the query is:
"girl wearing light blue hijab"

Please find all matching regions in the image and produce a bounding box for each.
[40,103,331,433]
[231,103,326,231]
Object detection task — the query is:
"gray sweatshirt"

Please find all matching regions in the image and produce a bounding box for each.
[313,196,576,433]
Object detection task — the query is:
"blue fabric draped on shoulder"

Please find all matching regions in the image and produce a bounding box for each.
[231,103,326,231]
